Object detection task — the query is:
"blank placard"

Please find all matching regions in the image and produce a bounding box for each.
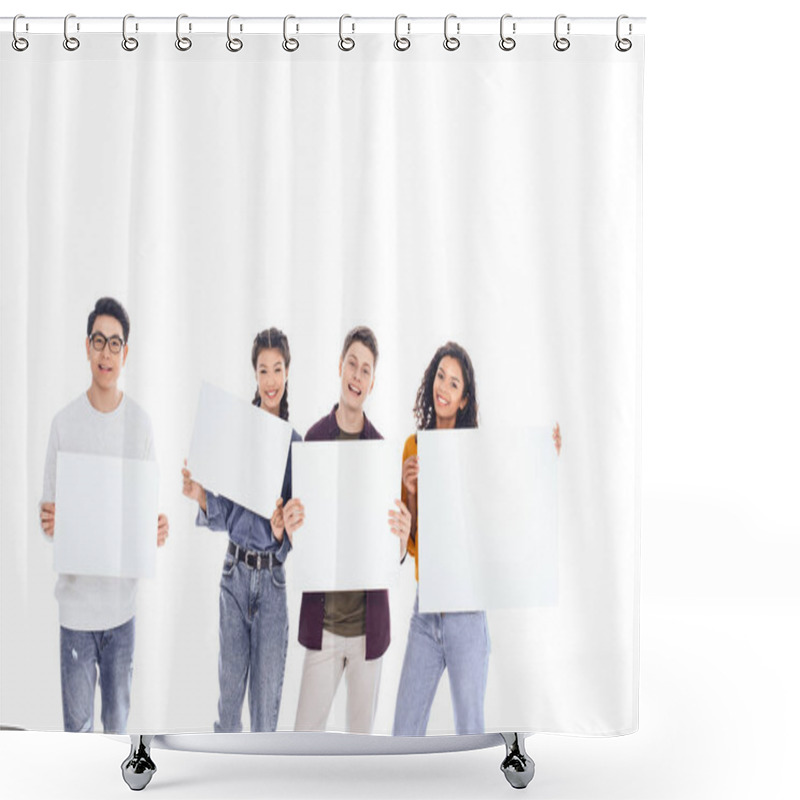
[417,427,558,612]
[53,452,159,578]
[188,381,294,518]
[290,440,402,591]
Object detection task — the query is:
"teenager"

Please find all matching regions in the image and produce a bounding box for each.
[392,342,562,735]
[39,297,169,734]
[294,325,411,734]
[182,328,304,732]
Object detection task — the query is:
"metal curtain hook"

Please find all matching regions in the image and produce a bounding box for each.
[499,13,516,51]
[63,13,80,51]
[282,15,299,52]
[122,14,139,51]
[175,14,192,51]
[226,15,243,51]
[12,14,29,51]
[339,14,355,51]
[553,14,570,52]
[615,14,632,52]
[443,13,460,51]
[394,14,410,51]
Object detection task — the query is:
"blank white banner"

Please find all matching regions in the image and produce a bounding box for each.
[290,440,402,591]
[53,452,159,578]
[188,382,294,518]
[417,427,558,613]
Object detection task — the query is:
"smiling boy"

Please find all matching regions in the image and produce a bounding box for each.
[39,297,168,733]
[294,326,411,734]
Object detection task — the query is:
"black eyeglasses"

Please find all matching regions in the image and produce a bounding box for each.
[89,332,125,354]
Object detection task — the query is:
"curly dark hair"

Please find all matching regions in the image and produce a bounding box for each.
[251,328,291,421]
[413,342,478,430]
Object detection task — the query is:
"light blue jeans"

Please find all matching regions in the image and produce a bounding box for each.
[392,591,490,736]
[59,617,135,733]
[214,552,289,732]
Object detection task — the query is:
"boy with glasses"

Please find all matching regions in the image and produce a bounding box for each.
[39,297,169,733]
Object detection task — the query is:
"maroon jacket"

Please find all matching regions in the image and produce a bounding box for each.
[297,404,391,660]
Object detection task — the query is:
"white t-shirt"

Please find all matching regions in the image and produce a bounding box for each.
[41,392,155,631]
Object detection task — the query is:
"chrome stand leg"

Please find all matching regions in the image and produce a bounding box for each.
[500,732,535,789]
[121,735,157,791]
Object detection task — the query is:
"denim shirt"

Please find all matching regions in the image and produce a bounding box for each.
[196,428,302,563]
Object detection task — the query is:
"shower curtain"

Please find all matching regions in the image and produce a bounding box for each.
[0,18,643,738]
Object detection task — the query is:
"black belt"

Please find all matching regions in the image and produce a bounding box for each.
[227,541,281,571]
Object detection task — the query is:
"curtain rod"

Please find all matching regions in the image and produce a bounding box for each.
[2,16,646,37]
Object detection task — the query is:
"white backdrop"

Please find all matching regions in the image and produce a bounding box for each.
[1,16,641,736]
[3,1,798,799]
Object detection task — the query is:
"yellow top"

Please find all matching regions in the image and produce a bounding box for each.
[401,434,420,582]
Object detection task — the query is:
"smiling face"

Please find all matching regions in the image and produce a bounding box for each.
[85,314,127,392]
[432,355,468,429]
[255,347,287,416]
[339,341,375,414]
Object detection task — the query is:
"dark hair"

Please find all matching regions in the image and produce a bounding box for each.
[251,328,291,421]
[413,342,479,430]
[87,297,130,342]
[340,326,379,369]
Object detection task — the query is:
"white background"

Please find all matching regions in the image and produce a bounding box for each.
[1,2,798,800]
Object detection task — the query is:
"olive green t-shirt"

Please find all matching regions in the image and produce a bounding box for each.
[322,428,367,637]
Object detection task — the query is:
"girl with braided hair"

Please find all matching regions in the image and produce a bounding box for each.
[181,328,304,732]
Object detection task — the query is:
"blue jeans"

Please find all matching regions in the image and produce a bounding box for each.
[59,617,135,733]
[392,591,490,736]
[215,552,289,732]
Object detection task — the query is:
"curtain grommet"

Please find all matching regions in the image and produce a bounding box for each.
[499,14,516,51]
[338,14,355,51]
[394,14,411,51]
[282,15,299,52]
[443,14,460,51]
[175,14,192,51]
[12,15,29,51]
[553,14,570,52]
[615,15,632,52]
[121,14,139,52]
[63,13,80,52]
[226,15,243,52]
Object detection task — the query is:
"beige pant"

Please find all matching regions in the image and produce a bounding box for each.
[294,630,382,734]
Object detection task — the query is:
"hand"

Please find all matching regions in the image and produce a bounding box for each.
[271,498,305,544]
[402,455,419,496]
[271,498,285,541]
[553,423,562,456]
[283,499,305,538]
[182,458,207,511]
[40,502,55,537]
[157,513,169,547]
[388,499,412,553]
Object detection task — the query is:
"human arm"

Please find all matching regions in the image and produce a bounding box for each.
[181,458,207,512]
[401,452,419,547]
[182,459,235,531]
[553,423,562,455]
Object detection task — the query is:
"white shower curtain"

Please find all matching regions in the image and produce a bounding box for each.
[0,20,643,737]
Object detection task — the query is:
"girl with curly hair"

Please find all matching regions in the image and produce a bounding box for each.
[392,342,560,735]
